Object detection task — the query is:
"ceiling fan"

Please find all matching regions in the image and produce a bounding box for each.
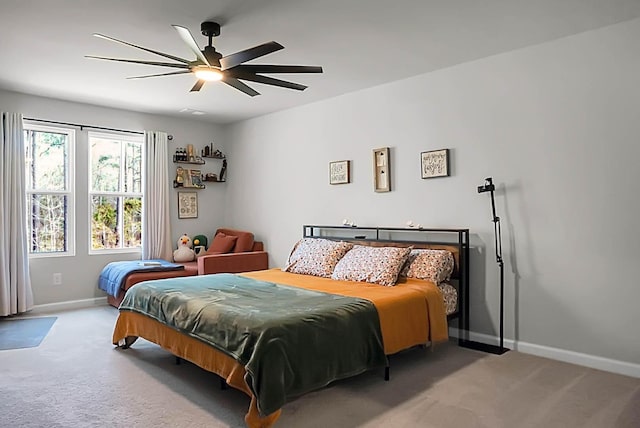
[86,21,323,96]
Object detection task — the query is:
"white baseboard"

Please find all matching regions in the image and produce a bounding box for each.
[449,328,640,379]
[30,297,108,314]
[449,328,516,348]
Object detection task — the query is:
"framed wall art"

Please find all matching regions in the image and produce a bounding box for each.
[421,148,450,179]
[178,191,198,219]
[373,147,390,192]
[329,160,351,185]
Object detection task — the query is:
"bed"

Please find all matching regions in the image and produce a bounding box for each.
[112,225,469,427]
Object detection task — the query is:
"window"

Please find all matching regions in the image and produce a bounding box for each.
[24,124,75,256]
[89,132,143,252]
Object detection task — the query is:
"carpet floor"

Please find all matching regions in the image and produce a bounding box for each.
[0,316,57,350]
[0,305,638,427]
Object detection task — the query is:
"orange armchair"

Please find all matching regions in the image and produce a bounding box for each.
[197,228,268,275]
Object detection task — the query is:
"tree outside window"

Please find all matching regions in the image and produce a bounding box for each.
[24,125,75,256]
[89,133,143,252]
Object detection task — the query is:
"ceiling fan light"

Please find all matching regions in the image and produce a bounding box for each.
[194,68,222,81]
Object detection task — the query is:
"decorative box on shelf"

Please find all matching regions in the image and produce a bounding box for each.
[203,173,226,183]
[202,150,226,160]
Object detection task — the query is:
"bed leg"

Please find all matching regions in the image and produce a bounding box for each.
[116,336,138,349]
[175,356,182,365]
[384,365,390,381]
[220,377,228,390]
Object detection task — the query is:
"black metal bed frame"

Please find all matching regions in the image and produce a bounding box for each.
[302,225,471,346]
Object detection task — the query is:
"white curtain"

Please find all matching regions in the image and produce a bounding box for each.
[142,131,173,261]
[0,112,33,316]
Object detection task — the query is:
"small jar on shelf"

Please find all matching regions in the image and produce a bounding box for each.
[174,147,187,162]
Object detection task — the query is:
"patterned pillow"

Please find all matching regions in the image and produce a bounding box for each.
[283,238,354,278]
[438,282,458,315]
[400,249,454,284]
[331,245,412,286]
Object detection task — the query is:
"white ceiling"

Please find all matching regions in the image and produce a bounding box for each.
[2,0,639,124]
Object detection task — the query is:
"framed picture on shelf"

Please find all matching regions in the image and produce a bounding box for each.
[189,169,204,188]
[178,191,198,219]
[180,169,205,188]
[421,148,450,179]
[329,160,350,185]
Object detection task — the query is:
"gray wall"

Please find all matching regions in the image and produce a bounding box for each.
[0,89,224,305]
[2,16,638,371]
[222,18,640,366]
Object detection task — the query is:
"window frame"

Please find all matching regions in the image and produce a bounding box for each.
[24,122,76,258]
[88,131,144,255]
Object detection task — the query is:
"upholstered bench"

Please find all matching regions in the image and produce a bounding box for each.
[106,262,198,307]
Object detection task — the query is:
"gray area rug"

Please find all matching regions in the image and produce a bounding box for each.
[0,316,57,350]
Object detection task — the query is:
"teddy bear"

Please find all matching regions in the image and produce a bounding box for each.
[173,234,195,262]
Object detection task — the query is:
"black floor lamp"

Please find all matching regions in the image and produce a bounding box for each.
[460,177,509,355]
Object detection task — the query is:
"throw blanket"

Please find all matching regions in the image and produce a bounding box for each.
[98,259,184,297]
[119,273,387,416]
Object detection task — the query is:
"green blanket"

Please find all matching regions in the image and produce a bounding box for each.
[119,273,387,416]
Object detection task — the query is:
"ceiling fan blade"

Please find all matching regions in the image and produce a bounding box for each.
[231,72,307,91]
[221,76,260,97]
[127,70,192,79]
[93,33,190,64]
[85,55,190,69]
[190,79,206,92]
[234,65,323,74]
[172,25,211,66]
[220,42,284,71]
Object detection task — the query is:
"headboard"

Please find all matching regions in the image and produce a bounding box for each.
[302,225,470,336]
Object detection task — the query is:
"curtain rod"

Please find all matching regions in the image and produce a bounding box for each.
[23,117,174,140]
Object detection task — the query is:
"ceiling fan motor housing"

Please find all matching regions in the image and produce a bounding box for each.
[201,21,220,37]
[200,22,222,66]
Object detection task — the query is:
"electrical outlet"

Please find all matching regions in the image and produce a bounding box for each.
[53,273,62,286]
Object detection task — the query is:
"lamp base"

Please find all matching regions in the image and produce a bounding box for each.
[459,340,510,355]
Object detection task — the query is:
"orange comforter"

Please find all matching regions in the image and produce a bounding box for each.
[112,269,448,427]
